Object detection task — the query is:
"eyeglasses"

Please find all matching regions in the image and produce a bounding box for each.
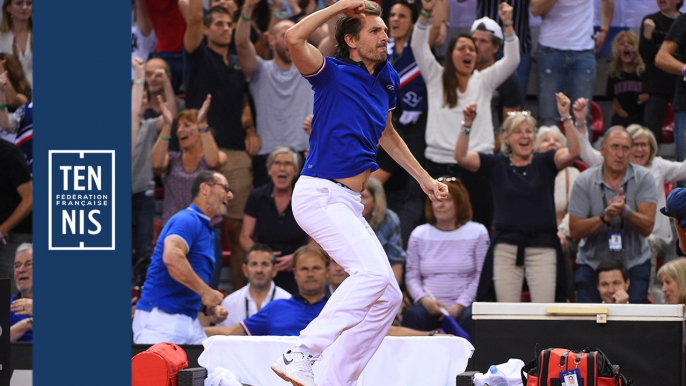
[506,111,532,117]
[436,177,459,183]
[207,181,232,193]
[14,260,32,270]
[632,142,650,149]
[272,160,294,168]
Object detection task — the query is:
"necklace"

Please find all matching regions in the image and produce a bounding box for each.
[509,156,532,176]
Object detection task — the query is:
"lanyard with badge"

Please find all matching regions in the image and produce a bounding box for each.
[602,183,628,253]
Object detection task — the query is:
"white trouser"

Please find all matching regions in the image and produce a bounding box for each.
[132,307,207,345]
[292,176,402,386]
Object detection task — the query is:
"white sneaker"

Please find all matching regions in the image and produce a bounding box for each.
[270,350,318,386]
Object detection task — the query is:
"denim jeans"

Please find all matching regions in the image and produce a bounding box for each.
[576,259,651,303]
[536,45,596,126]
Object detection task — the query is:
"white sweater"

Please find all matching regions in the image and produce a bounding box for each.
[411,21,520,164]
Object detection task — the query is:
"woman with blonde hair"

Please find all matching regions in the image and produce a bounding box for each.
[0,0,31,86]
[361,177,406,284]
[456,93,581,302]
[657,258,686,305]
[402,177,488,335]
[606,30,647,127]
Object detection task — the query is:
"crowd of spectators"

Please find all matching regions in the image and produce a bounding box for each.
[0,0,33,299]
[129,0,686,345]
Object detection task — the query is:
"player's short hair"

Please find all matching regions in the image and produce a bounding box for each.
[335,1,382,58]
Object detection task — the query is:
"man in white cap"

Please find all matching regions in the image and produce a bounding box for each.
[471,16,523,145]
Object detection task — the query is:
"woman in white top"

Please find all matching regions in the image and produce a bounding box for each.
[0,0,32,87]
[576,114,686,282]
[412,0,519,230]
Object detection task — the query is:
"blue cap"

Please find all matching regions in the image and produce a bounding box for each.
[660,188,686,229]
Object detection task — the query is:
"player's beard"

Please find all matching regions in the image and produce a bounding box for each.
[359,43,387,64]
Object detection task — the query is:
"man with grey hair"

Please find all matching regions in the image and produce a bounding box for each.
[10,242,32,342]
[569,126,657,303]
[215,243,290,326]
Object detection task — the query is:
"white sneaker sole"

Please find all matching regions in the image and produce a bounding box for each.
[270,362,317,386]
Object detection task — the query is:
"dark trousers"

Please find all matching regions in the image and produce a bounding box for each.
[643,94,670,142]
[132,191,155,285]
[401,302,473,337]
[425,161,494,231]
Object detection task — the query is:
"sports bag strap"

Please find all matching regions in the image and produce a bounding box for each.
[521,359,536,385]
[574,351,583,367]
[559,350,570,368]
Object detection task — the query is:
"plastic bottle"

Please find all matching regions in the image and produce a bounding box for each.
[487,365,509,386]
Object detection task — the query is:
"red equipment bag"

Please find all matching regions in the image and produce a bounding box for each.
[132,342,189,386]
[521,348,632,386]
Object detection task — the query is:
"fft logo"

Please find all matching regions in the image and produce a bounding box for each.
[49,151,115,250]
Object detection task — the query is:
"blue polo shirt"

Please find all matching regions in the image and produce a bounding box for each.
[302,56,400,179]
[240,294,327,336]
[137,204,215,318]
[9,294,31,342]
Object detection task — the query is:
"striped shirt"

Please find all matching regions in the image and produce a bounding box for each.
[405,222,490,308]
[477,0,532,54]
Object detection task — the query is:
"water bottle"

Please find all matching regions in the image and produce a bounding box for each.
[487,365,509,386]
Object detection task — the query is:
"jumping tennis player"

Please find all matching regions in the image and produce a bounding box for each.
[270,1,448,385]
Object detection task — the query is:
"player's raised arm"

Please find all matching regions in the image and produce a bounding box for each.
[284,0,366,74]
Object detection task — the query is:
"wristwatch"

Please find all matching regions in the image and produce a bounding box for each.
[599,215,610,226]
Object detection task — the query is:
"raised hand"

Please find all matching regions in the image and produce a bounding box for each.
[341,0,366,19]
[556,92,571,118]
[498,2,513,25]
[643,18,655,40]
[462,103,477,126]
[132,57,145,81]
[197,94,212,124]
[421,0,436,12]
[244,0,260,11]
[572,97,588,123]
[158,95,173,125]
[0,71,8,94]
